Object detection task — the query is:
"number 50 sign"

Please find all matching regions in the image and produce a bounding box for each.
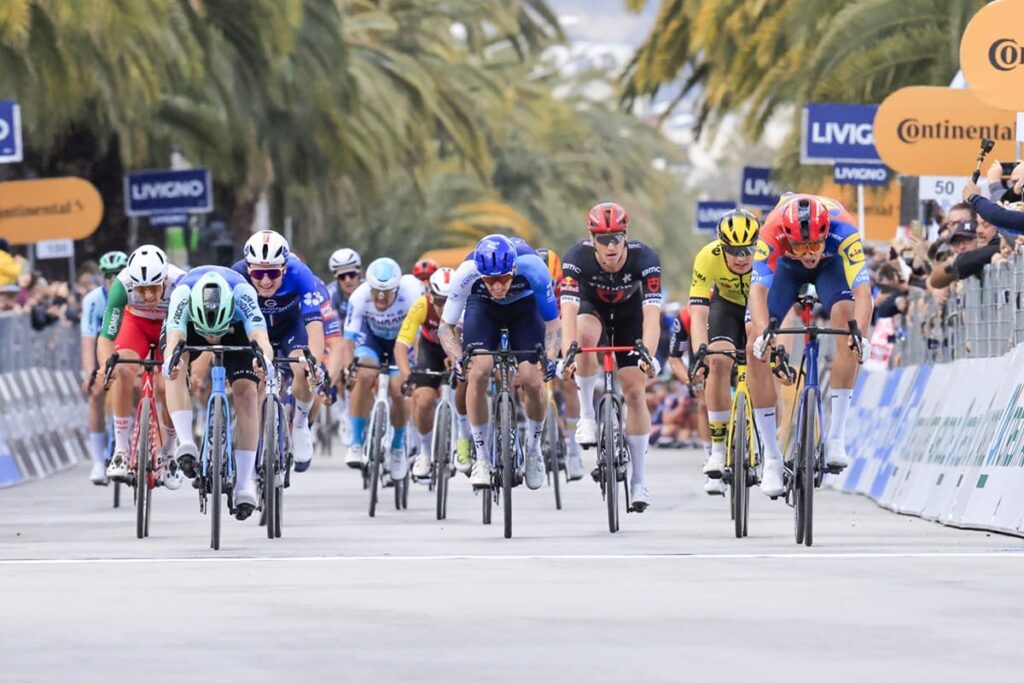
[919,176,968,205]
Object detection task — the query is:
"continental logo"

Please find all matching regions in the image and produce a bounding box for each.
[989,38,1024,72]
[896,118,1013,144]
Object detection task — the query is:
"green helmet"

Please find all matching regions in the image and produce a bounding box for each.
[98,251,129,275]
[189,272,235,337]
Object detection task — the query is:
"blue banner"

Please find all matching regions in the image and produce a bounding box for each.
[695,201,736,232]
[802,103,880,163]
[0,100,23,164]
[834,162,889,186]
[149,213,190,228]
[740,167,779,208]
[125,168,212,216]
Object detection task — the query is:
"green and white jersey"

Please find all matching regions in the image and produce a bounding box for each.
[100,264,187,340]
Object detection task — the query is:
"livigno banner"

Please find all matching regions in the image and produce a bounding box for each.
[873,86,1017,176]
[960,0,1024,112]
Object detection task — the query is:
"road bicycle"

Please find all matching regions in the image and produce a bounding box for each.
[351,362,409,517]
[541,391,567,511]
[402,369,455,520]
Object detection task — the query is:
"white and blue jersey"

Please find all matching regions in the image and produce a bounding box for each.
[80,286,108,338]
[231,254,323,341]
[327,280,353,321]
[167,265,266,335]
[343,274,422,367]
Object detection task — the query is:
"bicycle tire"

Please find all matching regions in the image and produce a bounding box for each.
[732,394,748,539]
[544,401,562,511]
[499,392,514,539]
[135,401,149,540]
[434,402,452,520]
[263,398,278,540]
[600,397,619,533]
[402,467,410,509]
[801,390,818,547]
[273,486,282,538]
[144,430,153,538]
[367,404,386,518]
[113,480,121,508]
[211,397,224,551]
[482,486,492,525]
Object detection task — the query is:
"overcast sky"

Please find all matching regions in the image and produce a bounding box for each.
[551,0,658,46]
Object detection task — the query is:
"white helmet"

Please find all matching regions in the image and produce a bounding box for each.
[365,257,402,291]
[126,245,168,286]
[429,267,455,297]
[244,230,290,266]
[329,248,361,273]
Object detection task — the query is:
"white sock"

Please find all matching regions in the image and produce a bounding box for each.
[627,434,648,488]
[234,449,257,491]
[162,425,177,456]
[419,429,433,459]
[171,410,196,448]
[704,442,712,460]
[576,374,599,420]
[113,416,130,452]
[294,398,314,428]
[526,418,544,451]
[471,423,491,464]
[754,407,783,462]
[457,413,472,440]
[89,432,107,465]
[828,388,852,442]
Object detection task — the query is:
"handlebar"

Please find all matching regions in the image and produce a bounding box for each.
[102,351,163,389]
[562,339,653,375]
[767,318,860,340]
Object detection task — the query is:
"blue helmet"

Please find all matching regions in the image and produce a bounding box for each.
[474,234,517,276]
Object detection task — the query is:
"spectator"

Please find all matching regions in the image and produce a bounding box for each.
[0,283,20,312]
[0,238,20,287]
[964,176,1024,234]
[927,218,1000,289]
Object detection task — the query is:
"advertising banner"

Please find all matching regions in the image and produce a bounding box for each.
[960,0,1024,112]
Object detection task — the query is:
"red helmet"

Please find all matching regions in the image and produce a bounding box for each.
[411,258,439,281]
[587,202,630,233]
[780,196,830,243]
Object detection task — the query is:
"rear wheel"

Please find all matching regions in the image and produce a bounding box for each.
[600,397,619,533]
[434,402,452,520]
[134,402,149,540]
[367,405,386,518]
[544,401,562,511]
[210,397,224,551]
[499,393,514,539]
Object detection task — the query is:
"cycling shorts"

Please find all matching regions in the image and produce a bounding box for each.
[708,297,747,348]
[185,324,258,384]
[356,332,400,376]
[764,256,854,323]
[411,337,446,389]
[114,309,164,360]
[269,315,308,358]
[578,299,643,368]
[461,294,545,362]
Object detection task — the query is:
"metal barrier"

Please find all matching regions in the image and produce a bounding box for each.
[0,311,80,373]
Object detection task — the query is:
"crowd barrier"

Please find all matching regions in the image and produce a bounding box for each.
[0,314,86,487]
[829,343,1024,537]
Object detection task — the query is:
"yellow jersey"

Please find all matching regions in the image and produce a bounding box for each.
[688,239,751,307]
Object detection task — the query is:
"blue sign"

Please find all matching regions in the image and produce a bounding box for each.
[695,201,736,232]
[125,168,212,217]
[0,100,23,164]
[801,103,880,164]
[834,162,889,187]
[740,167,779,208]
[149,213,190,227]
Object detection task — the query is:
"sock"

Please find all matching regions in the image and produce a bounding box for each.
[564,417,582,457]
[627,434,649,488]
[576,374,599,420]
[708,410,730,455]
[828,388,853,442]
[89,432,107,465]
[457,413,472,440]
[170,411,196,448]
[704,442,712,460]
[162,425,177,456]
[351,416,368,446]
[390,426,406,450]
[754,407,783,462]
[471,423,491,463]
[419,430,433,459]
[113,416,130,453]
[526,417,544,451]
[234,449,257,491]
[294,398,314,428]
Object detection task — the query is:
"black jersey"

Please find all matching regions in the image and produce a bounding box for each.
[560,239,662,309]
[668,313,690,359]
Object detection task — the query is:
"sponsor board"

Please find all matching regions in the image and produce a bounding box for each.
[959,0,1024,111]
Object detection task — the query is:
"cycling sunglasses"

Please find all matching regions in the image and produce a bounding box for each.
[790,240,826,256]
[371,288,397,301]
[592,232,626,246]
[722,244,757,257]
[334,270,360,281]
[250,267,284,281]
[481,273,514,286]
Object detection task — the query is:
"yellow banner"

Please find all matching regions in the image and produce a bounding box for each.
[960,0,1024,111]
[0,177,104,244]
[814,179,902,244]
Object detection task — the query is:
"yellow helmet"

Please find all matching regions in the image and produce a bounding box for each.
[716,209,761,248]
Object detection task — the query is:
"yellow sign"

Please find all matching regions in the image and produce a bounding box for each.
[815,179,902,244]
[960,0,1024,111]
[0,177,104,245]
[873,86,1017,176]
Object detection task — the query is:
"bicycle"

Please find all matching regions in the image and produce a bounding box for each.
[350,361,409,517]
[766,295,859,547]
[461,331,550,539]
[102,344,164,540]
[563,340,653,533]
[402,369,455,520]
[169,341,257,551]
[541,391,567,511]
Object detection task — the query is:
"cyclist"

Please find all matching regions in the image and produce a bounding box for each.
[306,275,343,426]
[688,209,760,484]
[558,202,662,512]
[396,267,455,479]
[233,230,324,472]
[326,248,362,444]
[438,234,559,491]
[99,245,187,487]
[411,258,439,287]
[536,247,585,481]
[341,257,423,479]
[163,267,273,520]
[748,194,871,497]
[80,250,128,485]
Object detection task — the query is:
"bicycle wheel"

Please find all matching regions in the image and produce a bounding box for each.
[793,393,817,546]
[367,405,386,518]
[732,394,748,539]
[263,398,278,540]
[802,390,819,547]
[544,401,562,511]
[402,466,410,509]
[482,486,492,525]
[599,397,619,534]
[498,392,514,539]
[211,396,225,551]
[434,402,452,520]
[134,402,149,540]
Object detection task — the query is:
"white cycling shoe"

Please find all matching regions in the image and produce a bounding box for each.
[470,460,492,489]
[574,418,597,447]
[412,453,432,478]
[160,458,183,490]
[566,451,585,481]
[703,477,727,496]
[233,480,258,520]
[630,484,651,512]
[106,450,129,482]
[90,461,109,486]
[702,450,727,479]
[292,425,314,473]
[389,448,408,482]
[346,444,365,469]
[760,459,785,498]
[824,438,850,469]
[525,453,545,490]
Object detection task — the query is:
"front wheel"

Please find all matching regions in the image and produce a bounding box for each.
[599,397,620,534]
[794,390,818,546]
[134,401,150,540]
[434,402,452,521]
[262,398,279,540]
[498,392,514,539]
[732,393,748,539]
[210,397,225,551]
[367,405,387,518]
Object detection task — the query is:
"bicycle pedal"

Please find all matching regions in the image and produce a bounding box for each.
[825,464,845,475]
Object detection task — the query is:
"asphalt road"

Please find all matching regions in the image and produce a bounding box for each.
[2,447,1022,682]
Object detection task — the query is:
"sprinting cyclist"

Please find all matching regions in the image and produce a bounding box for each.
[80,250,128,485]
[687,209,760,484]
[233,230,324,472]
[558,202,662,512]
[437,234,559,491]
[748,194,870,497]
[99,245,187,488]
[326,248,361,445]
[341,257,423,480]
[396,267,455,479]
[163,267,273,520]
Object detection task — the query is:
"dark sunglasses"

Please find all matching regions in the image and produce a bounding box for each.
[722,244,757,257]
[592,232,626,246]
[335,271,360,281]
[250,268,283,281]
[481,273,514,286]
[102,272,118,280]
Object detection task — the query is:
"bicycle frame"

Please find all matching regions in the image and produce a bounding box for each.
[201,361,235,487]
[128,366,162,490]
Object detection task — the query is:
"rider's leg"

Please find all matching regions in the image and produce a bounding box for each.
[348,346,379,449]
[111,348,140,455]
[87,390,107,467]
[387,373,408,449]
[466,355,494,463]
[620,366,652,490]
[517,361,547,449]
[822,296,858,466]
[230,376,260,494]
[573,313,603,443]
[703,339,736,475]
[412,386,437,459]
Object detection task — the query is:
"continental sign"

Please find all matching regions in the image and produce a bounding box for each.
[0,177,104,245]
[960,0,1024,111]
[873,86,1017,176]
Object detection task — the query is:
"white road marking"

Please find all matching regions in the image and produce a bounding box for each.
[1,551,1022,566]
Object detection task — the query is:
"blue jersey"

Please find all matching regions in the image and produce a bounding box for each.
[80,286,108,338]
[168,265,266,335]
[232,254,323,333]
[315,277,341,338]
[327,279,352,320]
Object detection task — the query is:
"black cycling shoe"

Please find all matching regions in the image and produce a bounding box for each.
[175,443,200,479]
[234,503,255,521]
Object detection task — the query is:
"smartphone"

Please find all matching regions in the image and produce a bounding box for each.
[1002,161,1019,178]
[910,219,924,240]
